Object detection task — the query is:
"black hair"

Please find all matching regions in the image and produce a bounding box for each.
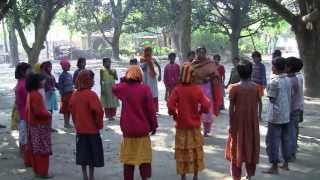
[15,62,31,79]
[233,57,240,61]
[103,57,111,64]
[168,52,176,60]
[129,58,138,65]
[252,51,261,58]
[196,46,207,54]
[236,60,252,80]
[272,57,286,72]
[26,73,46,92]
[214,54,221,61]
[272,50,282,58]
[77,57,86,68]
[187,51,195,58]
[286,57,303,73]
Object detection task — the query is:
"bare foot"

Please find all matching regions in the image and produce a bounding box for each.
[280,164,289,171]
[263,167,279,174]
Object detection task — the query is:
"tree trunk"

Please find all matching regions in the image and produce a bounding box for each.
[229,0,241,59]
[178,0,191,60]
[295,24,320,97]
[229,33,240,58]
[171,0,191,60]
[2,20,9,63]
[111,26,121,61]
[8,22,19,66]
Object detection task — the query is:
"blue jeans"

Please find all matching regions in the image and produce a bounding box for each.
[266,122,290,163]
[288,110,301,156]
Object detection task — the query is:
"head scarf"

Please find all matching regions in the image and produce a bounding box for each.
[140,46,156,78]
[125,65,143,82]
[75,70,94,90]
[60,59,71,71]
[180,63,193,84]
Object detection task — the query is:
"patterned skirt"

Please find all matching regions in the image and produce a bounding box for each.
[175,128,205,175]
[120,136,152,165]
[27,124,52,155]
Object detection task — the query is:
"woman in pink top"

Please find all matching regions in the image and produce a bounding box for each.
[15,62,32,166]
[164,52,180,100]
[112,65,158,180]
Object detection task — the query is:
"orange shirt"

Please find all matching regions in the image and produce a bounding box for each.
[69,89,104,134]
[167,84,210,129]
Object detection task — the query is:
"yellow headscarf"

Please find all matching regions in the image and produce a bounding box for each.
[33,63,41,74]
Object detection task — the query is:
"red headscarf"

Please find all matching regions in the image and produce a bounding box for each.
[75,70,94,90]
[140,46,156,78]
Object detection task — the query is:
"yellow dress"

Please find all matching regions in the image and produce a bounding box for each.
[120,136,152,165]
[175,128,205,174]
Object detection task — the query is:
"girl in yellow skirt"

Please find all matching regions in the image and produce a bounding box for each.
[112,65,158,180]
[167,64,210,180]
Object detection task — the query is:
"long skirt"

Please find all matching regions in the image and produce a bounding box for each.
[32,154,49,177]
[27,124,52,177]
[200,83,215,134]
[120,136,152,166]
[175,128,205,175]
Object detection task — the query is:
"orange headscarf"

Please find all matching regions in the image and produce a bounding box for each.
[140,46,156,78]
[75,70,94,90]
[125,65,143,82]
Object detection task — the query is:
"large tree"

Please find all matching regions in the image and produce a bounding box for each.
[63,0,135,60]
[194,0,276,58]
[0,0,15,21]
[258,0,320,97]
[127,0,192,60]
[13,0,68,65]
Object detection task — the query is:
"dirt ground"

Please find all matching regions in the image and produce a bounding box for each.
[1,61,320,180]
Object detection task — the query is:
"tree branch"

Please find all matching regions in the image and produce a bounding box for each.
[91,10,112,45]
[240,23,264,38]
[302,8,320,22]
[12,3,31,54]
[257,0,297,25]
[0,0,16,20]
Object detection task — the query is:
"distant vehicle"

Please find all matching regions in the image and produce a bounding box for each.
[54,45,72,60]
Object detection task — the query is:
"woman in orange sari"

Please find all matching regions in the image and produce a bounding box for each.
[191,47,221,137]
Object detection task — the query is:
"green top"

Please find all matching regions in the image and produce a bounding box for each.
[227,67,241,86]
[100,69,119,108]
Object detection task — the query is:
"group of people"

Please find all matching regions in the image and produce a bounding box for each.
[11,46,304,180]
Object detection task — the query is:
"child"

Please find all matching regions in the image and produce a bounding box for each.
[214,54,226,110]
[251,51,267,121]
[58,59,74,128]
[73,57,86,84]
[225,60,261,180]
[264,58,291,174]
[167,64,210,180]
[226,57,240,89]
[100,58,119,121]
[70,70,104,180]
[41,61,58,132]
[164,52,180,101]
[286,57,304,160]
[112,65,158,180]
[15,62,32,166]
[26,73,53,178]
[129,58,138,65]
[186,51,196,63]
